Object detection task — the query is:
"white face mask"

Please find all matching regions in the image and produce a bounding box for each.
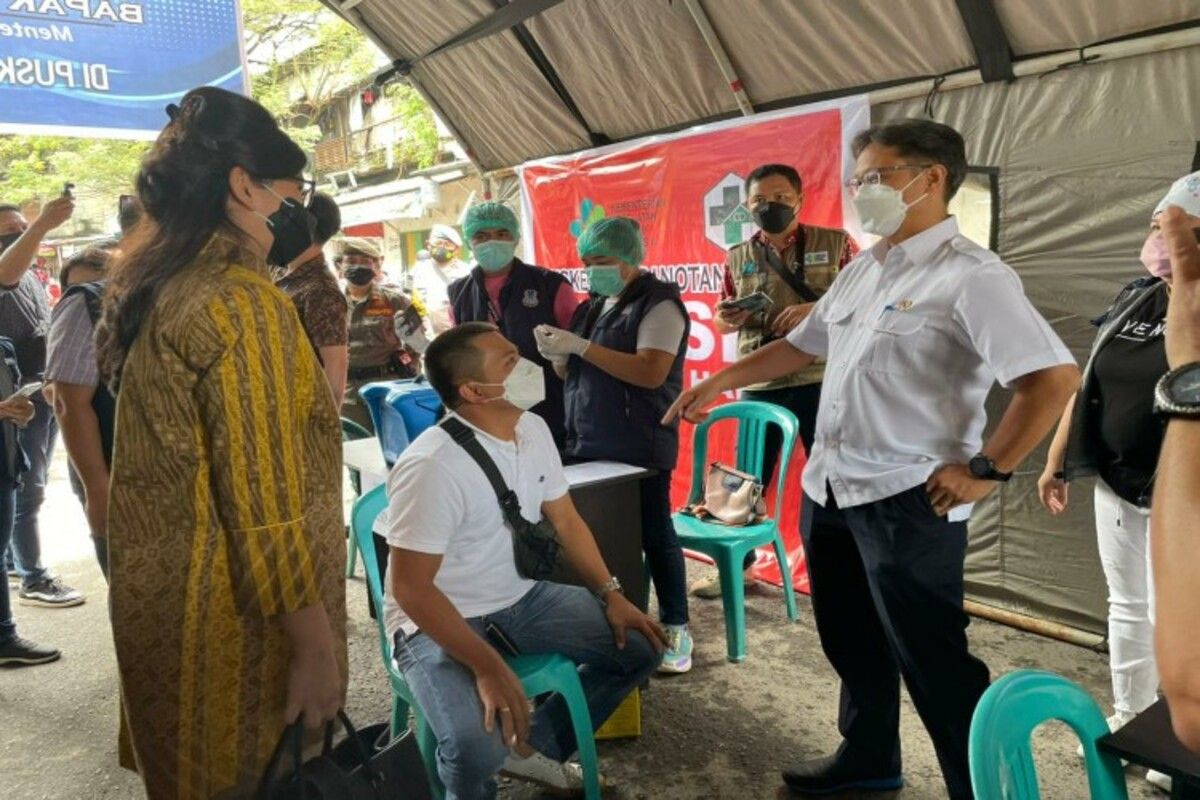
[478,357,546,410]
[851,171,929,237]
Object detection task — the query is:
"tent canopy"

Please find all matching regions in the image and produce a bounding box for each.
[321,0,1200,170]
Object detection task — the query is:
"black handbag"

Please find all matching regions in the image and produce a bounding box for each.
[439,417,564,580]
[256,711,432,800]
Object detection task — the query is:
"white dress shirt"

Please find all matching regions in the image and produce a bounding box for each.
[786,217,1074,522]
[383,411,569,639]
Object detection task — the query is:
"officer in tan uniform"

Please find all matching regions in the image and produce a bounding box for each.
[339,237,428,432]
[694,163,856,599]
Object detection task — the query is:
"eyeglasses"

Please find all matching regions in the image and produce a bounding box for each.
[292,177,317,205]
[846,164,933,193]
[264,176,316,205]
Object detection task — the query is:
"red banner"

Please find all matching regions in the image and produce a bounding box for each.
[518,98,869,593]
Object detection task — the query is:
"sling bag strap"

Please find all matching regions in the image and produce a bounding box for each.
[754,238,820,303]
[439,416,526,527]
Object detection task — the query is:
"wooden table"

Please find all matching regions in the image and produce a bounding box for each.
[1099,698,1200,799]
[342,439,651,610]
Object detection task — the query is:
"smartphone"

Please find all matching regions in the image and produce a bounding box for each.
[15,382,43,399]
[62,183,75,199]
[718,291,772,313]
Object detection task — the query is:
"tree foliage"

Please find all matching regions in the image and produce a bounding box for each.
[244,0,379,150]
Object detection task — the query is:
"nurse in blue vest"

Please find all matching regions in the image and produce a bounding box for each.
[535,216,694,673]
[448,202,578,448]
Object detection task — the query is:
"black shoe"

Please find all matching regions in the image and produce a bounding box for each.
[0,636,61,666]
[783,755,903,795]
[18,576,85,608]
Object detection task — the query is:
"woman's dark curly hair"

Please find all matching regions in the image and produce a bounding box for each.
[97,86,307,387]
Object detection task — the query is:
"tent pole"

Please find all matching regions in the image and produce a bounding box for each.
[965,600,1105,649]
[681,0,755,116]
[869,26,1200,108]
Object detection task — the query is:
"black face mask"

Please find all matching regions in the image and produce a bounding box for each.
[0,231,21,253]
[752,202,796,235]
[344,266,376,286]
[264,196,316,267]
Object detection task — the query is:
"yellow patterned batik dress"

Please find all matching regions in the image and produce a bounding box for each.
[107,237,348,799]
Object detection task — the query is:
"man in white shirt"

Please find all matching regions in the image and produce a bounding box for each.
[666,119,1081,799]
[386,321,665,799]
[410,223,470,336]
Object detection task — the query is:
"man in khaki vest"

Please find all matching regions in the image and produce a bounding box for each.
[693,163,855,599]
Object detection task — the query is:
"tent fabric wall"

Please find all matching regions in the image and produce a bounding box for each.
[321,0,1200,634]
[872,46,1200,633]
[324,0,1200,170]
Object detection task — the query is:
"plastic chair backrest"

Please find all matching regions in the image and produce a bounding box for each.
[686,400,799,522]
[341,417,372,443]
[969,669,1129,800]
[385,385,442,442]
[350,485,417,702]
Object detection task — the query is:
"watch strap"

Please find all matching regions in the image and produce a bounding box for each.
[971,453,1013,482]
[593,576,622,604]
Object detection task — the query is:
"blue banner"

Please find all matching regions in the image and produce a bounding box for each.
[0,0,246,139]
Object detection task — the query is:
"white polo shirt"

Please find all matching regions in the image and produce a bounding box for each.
[383,411,570,640]
[786,217,1074,522]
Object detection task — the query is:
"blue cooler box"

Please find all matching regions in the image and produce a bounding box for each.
[359,379,444,466]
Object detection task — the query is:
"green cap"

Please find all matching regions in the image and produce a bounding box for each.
[576,216,644,267]
[463,202,520,242]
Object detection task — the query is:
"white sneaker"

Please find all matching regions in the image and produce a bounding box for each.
[658,624,693,674]
[1146,769,1172,793]
[1078,712,1134,760]
[690,569,757,599]
[500,751,585,797]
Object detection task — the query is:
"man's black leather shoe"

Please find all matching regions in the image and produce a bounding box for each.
[782,754,903,795]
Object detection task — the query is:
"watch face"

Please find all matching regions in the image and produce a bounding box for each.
[1168,365,1200,404]
[968,455,989,479]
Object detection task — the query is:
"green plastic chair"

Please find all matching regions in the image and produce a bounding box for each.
[341,417,373,579]
[672,400,800,662]
[350,486,602,800]
[969,669,1130,800]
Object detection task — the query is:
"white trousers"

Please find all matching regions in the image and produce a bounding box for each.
[1094,479,1159,717]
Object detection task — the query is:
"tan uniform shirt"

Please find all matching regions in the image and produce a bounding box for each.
[722,224,854,390]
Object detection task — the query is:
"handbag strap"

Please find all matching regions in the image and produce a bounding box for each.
[754,239,819,303]
[256,710,380,799]
[440,417,526,529]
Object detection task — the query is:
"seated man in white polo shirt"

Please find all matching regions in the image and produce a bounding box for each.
[385,321,665,800]
[667,119,1081,800]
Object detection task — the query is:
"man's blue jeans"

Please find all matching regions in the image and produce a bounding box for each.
[3,398,55,585]
[393,582,658,800]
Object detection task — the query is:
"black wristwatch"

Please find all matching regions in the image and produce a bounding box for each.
[968,453,1013,483]
[1154,362,1200,418]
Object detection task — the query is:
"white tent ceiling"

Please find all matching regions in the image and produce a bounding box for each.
[321,0,1200,170]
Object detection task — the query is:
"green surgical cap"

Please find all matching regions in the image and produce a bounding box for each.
[463,202,519,242]
[576,216,645,267]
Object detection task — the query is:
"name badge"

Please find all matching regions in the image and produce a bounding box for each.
[805,251,831,266]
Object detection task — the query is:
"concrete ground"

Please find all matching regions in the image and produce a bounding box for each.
[0,451,1167,799]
